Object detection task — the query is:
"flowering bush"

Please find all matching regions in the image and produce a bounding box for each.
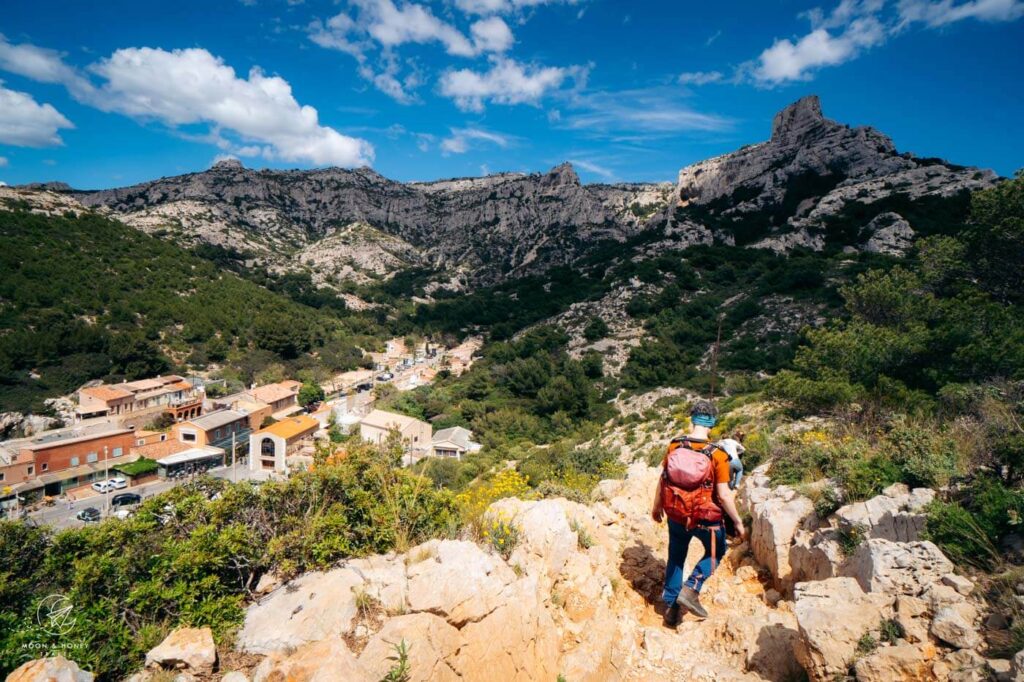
[480,513,521,560]
[455,468,532,524]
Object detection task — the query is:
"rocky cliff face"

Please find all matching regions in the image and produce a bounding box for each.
[64,96,998,287]
[669,95,998,251]
[74,160,673,286]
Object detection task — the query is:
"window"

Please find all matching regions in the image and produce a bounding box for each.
[182,432,197,442]
[160,434,167,442]
[137,439,144,446]
[27,466,34,476]
[215,428,222,439]
[0,472,4,481]
[70,457,80,467]
[41,463,48,471]
[87,453,98,463]
[261,438,276,458]
[113,447,123,457]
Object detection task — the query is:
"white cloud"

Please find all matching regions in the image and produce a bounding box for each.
[0,34,95,99]
[678,70,724,85]
[308,14,367,58]
[439,57,584,111]
[561,88,732,137]
[705,29,723,46]
[897,0,1024,26]
[745,0,1022,85]
[470,17,514,52]
[455,0,582,15]
[356,0,477,56]
[0,156,8,168]
[0,82,74,147]
[440,127,510,154]
[568,158,615,180]
[752,15,886,83]
[88,47,372,166]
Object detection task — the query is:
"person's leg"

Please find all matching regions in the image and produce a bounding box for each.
[661,519,692,607]
[684,525,728,594]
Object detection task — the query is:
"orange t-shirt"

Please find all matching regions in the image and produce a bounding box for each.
[662,437,731,485]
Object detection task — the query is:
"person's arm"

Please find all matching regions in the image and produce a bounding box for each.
[715,482,746,540]
[651,479,664,523]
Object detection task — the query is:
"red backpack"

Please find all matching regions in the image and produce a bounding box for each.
[660,438,723,529]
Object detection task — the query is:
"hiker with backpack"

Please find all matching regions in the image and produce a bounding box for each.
[651,400,747,626]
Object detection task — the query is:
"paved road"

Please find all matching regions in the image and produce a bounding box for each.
[23,464,257,530]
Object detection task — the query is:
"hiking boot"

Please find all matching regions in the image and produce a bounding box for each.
[676,587,708,619]
[662,603,681,628]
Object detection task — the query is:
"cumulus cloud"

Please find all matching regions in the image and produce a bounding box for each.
[678,70,724,86]
[470,17,514,52]
[440,126,511,154]
[897,0,1024,26]
[746,0,1022,85]
[84,47,372,166]
[0,82,74,147]
[439,57,584,111]
[752,16,885,83]
[0,34,95,99]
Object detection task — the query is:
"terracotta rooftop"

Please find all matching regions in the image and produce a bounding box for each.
[80,385,132,402]
[256,415,319,441]
[249,382,301,405]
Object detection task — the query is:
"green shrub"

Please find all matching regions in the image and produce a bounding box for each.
[837,524,866,557]
[923,499,1001,570]
[884,419,960,489]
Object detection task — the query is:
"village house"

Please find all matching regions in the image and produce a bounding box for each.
[431,427,482,460]
[358,409,432,460]
[172,409,251,452]
[246,380,302,415]
[0,425,137,498]
[248,415,320,476]
[76,375,204,427]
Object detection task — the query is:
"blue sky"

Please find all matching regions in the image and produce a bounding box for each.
[0,0,1021,188]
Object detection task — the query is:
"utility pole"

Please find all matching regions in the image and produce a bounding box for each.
[231,431,236,483]
[103,445,110,516]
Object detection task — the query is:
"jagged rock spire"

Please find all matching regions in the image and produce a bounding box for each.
[771,95,827,143]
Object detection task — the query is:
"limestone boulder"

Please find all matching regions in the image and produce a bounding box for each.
[854,643,938,681]
[931,605,982,650]
[406,539,517,627]
[895,595,931,644]
[6,656,94,682]
[346,553,408,613]
[936,649,988,681]
[792,577,895,681]
[1011,649,1024,682]
[941,573,974,597]
[488,497,582,579]
[842,538,954,596]
[237,566,363,654]
[835,487,933,543]
[358,613,461,682]
[452,575,561,682]
[252,638,371,682]
[144,627,216,673]
[220,673,249,682]
[748,485,815,590]
[790,528,844,583]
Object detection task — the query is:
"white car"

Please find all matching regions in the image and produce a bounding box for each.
[91,481,114,494]
[109,477,128,490]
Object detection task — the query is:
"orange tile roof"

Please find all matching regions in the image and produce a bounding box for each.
[256,415,319,441]
[249,382,300,405]
[131,439,192,459]
[81,385,132,402]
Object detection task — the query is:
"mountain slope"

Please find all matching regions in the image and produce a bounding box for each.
[63,96,1000,293]
[667,95,999,250]
[0,188,365,415]
[74,160,674,286]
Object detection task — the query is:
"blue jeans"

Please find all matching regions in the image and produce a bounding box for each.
[662,519,727,606]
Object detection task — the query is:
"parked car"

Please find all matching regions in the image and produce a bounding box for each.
[111,492,142,508]
[76,507,101,523]
[376,372,394,381]
[113,508,133,520]
[109,477,128,490]
[91,481,114,494]
[356,382,373,392]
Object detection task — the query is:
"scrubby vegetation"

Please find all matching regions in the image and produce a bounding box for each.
[0,209,376,413]
[0,438,457,680]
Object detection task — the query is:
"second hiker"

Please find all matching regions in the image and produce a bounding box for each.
[650,399,746,626]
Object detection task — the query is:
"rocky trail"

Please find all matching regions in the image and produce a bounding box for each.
[9,460,1018,682]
